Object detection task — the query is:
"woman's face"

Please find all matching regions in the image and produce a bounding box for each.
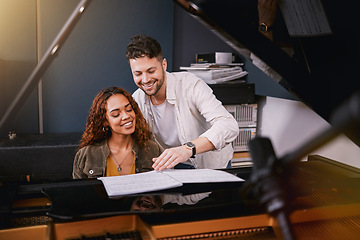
[105,94,136,136]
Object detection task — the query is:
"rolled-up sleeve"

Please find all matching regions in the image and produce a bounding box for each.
[175,73,238,150]
[193,79,239,150]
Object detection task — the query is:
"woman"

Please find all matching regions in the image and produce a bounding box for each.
[72,87,162,179]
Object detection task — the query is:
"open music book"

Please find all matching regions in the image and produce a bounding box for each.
[98,169,244,198]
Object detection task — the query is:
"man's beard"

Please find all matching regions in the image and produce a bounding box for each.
[141,69,165,97]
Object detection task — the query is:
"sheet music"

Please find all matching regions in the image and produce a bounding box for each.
[279,0,332,36]
[98,171,182,197]
[162,169,244,183]
[98,169,244,197]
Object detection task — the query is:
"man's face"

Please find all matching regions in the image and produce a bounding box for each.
[130,196,163,211]
[129,56,166,97]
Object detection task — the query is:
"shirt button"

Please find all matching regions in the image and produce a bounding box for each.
[135,168,139,172]
[89,169,94,175]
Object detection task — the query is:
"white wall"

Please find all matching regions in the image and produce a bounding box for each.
[257,96,360,168]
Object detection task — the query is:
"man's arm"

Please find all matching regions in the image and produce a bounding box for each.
[258,0,278,41]
[152,75,238,171]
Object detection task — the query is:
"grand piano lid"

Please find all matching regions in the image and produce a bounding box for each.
[175,0,360,147]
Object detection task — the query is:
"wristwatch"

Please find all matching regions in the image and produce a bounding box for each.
[184,142,196,158]
[259,23,273,33]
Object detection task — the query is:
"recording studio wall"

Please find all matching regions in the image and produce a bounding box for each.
[0,0,174,137]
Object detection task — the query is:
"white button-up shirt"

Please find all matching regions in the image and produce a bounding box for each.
[132,71,239,169]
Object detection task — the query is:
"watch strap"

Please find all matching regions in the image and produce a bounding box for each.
[185,142,196,158]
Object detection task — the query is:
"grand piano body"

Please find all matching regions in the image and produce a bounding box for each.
[1,0,360,239]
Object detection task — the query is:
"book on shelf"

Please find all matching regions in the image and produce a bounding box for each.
[181,66,243,79]
[231,152,253,168]
[180,63,244,70]
[180,64,248,84]
[98,169,244,198]
[231,161,253,168]
[203,72,248,84]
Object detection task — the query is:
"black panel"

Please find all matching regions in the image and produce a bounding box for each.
[0,132,81,182]
[178,0,360,147]
[210,83,255,104]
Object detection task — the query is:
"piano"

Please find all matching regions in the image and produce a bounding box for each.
[1,154,360,240]
[1,0,360,239]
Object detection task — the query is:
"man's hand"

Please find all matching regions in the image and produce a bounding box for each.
[152,145,192,171]
[258,0,277,25]
[152,137,215,171]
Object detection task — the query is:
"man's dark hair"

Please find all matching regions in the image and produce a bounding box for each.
[126,34,163,62]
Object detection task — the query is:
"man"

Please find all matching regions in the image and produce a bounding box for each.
[126,34,239,171]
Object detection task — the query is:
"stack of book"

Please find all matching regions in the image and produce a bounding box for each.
[180,63,248,84]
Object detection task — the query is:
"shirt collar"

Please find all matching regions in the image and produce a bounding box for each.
[165,72,176,104]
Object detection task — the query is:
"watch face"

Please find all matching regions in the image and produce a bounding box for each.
[259,23,267,32]
[186,142,195,148]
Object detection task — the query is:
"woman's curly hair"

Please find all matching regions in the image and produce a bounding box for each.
[79,87,151,149]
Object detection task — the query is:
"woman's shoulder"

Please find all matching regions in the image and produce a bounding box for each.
[147,140,161,149]
[76,141,107,154]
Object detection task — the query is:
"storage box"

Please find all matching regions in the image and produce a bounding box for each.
[196,52,233,64]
